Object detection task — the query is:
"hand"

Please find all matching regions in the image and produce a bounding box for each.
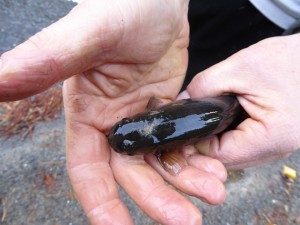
[0,0,227,224]
[181,34,300,170]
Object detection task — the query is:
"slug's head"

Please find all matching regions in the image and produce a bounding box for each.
[108,118,155,155]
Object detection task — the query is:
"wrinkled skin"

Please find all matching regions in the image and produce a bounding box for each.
[0,0,227,224]
[181,34,300,170]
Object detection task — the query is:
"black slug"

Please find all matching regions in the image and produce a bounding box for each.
[108,95,241,156]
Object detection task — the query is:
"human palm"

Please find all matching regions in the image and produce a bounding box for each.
[63,8,190,222]
[0,1,227,224]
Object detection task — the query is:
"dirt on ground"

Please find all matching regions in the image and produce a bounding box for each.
[0,88,299,225]
[0,1,300,224]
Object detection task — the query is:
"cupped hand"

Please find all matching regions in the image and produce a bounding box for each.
[0,0,227,224]
[182,34,300,170]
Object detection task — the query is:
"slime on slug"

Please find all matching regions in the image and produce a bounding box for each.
[108,95,241,175]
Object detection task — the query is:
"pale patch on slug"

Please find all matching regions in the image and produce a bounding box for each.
[138,118,161,136]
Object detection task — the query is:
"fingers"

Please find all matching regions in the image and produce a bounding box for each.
[0,1,120,101]
[110,152,202,225]
[185,153,227,182]
[66,122,134,225]
[192,118,288,170]
[179,48,274,170]
[145,152,227,205]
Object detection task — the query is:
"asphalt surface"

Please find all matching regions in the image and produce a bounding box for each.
[1,1,300,225]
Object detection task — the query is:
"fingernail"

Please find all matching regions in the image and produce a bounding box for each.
[0,59,7,82]
[176,90,190,100]
[195,139,211,155]
[155,151,187,176]
[182,145,198,158]
[0,59,5,77]
[0,59,13,81]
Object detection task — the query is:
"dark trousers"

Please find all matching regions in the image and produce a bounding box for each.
[184,0,283,89]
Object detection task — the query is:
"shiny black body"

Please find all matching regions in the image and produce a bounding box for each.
[109,95,241,155]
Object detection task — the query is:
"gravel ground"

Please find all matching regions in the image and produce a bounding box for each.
[1,117,300,225]
[1,1,300,225]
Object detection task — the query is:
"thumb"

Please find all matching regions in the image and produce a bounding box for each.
[192,119,269,170]
[184,51,254,99]
[0,2,119,101]
[180,55,278,169]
